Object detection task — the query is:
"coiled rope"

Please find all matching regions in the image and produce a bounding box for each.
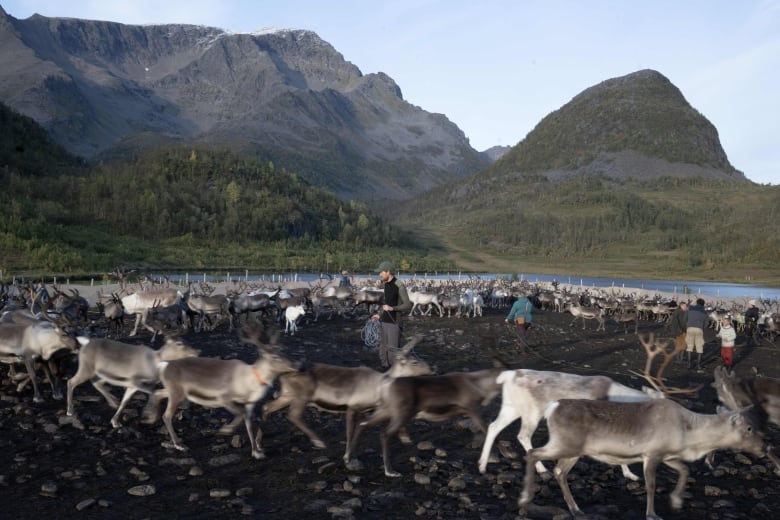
[361,318,382,348]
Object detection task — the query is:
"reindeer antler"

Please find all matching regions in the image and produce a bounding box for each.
[631,333,700,397]
[239,319,281,352]
[400,334,423,355]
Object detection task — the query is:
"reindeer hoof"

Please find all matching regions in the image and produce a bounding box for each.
[313,440,326,449]
[251,450,266,460]
[161,441,188,452]
[344,458,364,471]
[384,469,401,478]
[33,396,44,404]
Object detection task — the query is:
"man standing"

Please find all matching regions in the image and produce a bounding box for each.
[668,301,688,363]
[744,299,760,344]
[685,298,708,371]
[371,261,412,367]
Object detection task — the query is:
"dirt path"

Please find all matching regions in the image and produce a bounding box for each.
[1,302,778,519]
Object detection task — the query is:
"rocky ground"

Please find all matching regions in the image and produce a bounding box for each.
[2,303,779,520]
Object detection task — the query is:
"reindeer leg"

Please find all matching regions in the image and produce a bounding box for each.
[242,403,265,460]
[23,356,44,403]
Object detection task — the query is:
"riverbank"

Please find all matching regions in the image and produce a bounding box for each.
[58,275,767,313]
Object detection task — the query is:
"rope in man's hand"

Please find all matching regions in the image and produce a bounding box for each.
[362,318,382,348]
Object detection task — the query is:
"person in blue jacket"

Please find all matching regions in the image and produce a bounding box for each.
[506,293,534,351]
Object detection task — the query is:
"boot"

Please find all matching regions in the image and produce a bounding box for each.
[696,353,703,371]
[686,351,692,369]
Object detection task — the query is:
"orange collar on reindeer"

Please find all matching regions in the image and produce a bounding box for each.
[253,367,267,386]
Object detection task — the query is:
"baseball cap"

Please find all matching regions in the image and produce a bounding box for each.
[375,261,395,273]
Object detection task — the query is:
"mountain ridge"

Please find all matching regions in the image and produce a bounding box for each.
[0,8,488,200]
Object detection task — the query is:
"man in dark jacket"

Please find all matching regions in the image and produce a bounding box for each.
[745,299,760,344]
[371,261,412,367]
[685,298,708,370]
[669,301,688,363]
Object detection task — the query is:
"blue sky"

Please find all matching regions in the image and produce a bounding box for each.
[3,0,778,185]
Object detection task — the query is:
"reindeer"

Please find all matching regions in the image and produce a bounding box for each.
[51,287,90,324]
[262,336,432,464]
[351,287,384,316]
[348,355,508,477]
[712,366,780,473]
[284,304,306,335]
[308,284,352,320]
[478,369,663,479]
[121,289,183,336]
[479,333,688,480]
[0,319,78,402]
[229,289,276,323]
[66,335,199,427]
[96,291,125,336]
[564,301,605,331]
[185,293,232,332]
[519,398,769,520]
[439,292,461,318]
[153,324,300,459]
[408,288,443,317]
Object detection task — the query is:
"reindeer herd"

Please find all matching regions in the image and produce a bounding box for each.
[1,275,780,518]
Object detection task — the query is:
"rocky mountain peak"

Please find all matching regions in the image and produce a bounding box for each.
[494,69,741,182]
[0,10,487,200]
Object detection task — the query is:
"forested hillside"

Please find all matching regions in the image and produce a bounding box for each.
[393,172,780,284]
[0,103,453,276]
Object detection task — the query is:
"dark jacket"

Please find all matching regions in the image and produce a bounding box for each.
[686,304,708,329]
[669,307,688,336]
[381,277,411,324]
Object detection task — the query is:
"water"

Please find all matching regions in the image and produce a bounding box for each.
[149,270,780,301]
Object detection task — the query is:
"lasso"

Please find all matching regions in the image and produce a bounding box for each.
[361,318,382,348]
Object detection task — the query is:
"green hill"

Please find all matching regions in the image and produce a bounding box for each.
[388,71,779,286]
[0,102,452,276]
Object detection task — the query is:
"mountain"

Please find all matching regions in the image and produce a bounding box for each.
[489,69,744,182]
[481,145,511,162]
[391,71,778,281]
[0,7,488,200]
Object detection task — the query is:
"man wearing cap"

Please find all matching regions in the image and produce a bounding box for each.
[371,261,412,367]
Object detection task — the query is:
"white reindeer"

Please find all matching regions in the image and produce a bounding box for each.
[284,304,306,335]
[408,289,443,317]
[478,368,662,480]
